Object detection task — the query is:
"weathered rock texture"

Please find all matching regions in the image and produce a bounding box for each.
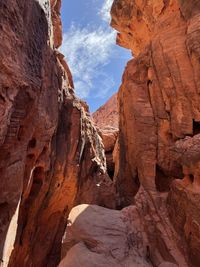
[110,0,200,266]
[60,194,185,267]
[2,0,200,267]
[101,127,118,178]
[0,1,113,267]
[59,204,153,267]
[93,94,119,179]
[92,93,118,129]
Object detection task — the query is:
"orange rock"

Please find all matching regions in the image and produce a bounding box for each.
[51,0,63,48]
[92,93,118,129]
[0,1,114,267]
[93,94,119,180]
[2,0,200,266]
[99,127,118,179]
[110,0,200,266]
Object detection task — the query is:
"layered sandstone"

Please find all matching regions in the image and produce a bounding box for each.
[109,0,200,266]
[0,1,113,267]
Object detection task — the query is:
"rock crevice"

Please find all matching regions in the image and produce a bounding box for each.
[1,1,200,267]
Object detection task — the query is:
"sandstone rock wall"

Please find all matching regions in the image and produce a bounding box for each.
[92,93,118,129]
[111,0,200,266]
[2,0,200,266]
[93,94,119,180]
[0,1,113,266]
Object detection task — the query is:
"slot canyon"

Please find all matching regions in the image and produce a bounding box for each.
[1,0,200,266]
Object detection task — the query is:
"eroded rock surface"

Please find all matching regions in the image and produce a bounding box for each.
[93,94,119,180]
[59,204,153,267]
[0,1,114,267]
[59,202,184,267]
[109,0,200,266]
[93,93,118,129]
[59,194,186,267]
[2,0,200,267]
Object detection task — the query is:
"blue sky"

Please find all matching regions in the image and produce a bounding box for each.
[60,0,131,112]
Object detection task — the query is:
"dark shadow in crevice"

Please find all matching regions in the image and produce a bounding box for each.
[107,168,115,180]
[116,169,140,210]
[155,164,183,192]
[193,120,200,135]
[28,138,37,149]
[105,151,115,180]
[155,165,171,192]
[189,174,194,183]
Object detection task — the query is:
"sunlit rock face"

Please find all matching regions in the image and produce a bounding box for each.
[93,93,119,180]
[0,1,114,266]
[50,0,62,48]
[93,93,118,129]
[60,203,184,267]
[110,0,200,266]
[59,204,153,267]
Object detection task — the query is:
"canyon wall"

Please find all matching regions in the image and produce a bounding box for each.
[93,93,119,180]
[92,93,118,129]
[1,0,200,267]
[0,1,113,266]
[110,0,200,266]
[59,1,199,265]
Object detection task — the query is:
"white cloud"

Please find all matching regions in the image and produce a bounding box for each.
[95,73,115,98]
[61,23,116,99]
[98,0,113,22]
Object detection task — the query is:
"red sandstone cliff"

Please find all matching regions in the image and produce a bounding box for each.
[110,0,200,266]
[60,1,200,267]
[93,94,119,180]
[0,1,114,267]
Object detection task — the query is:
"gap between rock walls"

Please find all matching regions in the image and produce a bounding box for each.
[1,1,200,267]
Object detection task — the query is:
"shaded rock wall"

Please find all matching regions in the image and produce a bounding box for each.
[0,1,113,267]
[111,0,200,266]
